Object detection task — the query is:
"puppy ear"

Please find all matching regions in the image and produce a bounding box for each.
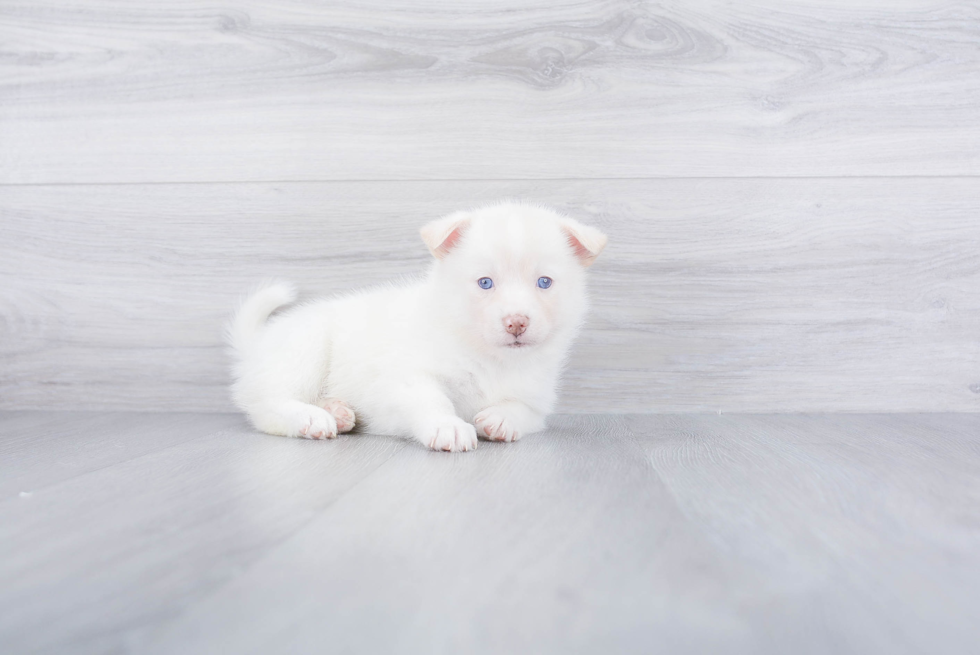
[420,211,471,259]
[561,218,608,267]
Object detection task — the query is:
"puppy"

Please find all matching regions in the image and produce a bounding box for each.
[228,202,606,452]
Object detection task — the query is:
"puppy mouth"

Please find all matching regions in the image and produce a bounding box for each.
[505,338,532,348]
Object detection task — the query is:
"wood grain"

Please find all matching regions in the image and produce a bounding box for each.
[3,412,974,653]
[2,178,978,413]
[2,0,979,183]
[630,413,980,654]
[0,411,235,497]
[141,414,763,654]
[0,412,406,654]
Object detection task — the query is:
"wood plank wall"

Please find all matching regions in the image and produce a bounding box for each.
[1,0,978,412]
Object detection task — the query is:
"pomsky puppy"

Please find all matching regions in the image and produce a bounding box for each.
[228,202,607,452]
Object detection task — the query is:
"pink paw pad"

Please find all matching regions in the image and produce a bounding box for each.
[319,398,357,433]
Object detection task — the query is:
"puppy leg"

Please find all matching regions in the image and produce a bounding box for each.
[368,379,478,452]
[474,400,546,443]
[319,397,356,433]
[408,391,478,452]
[248,399,339,440]
[415,414,479,453]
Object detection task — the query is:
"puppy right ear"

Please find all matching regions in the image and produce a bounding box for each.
[561,217,608,267]
[420,211,471,259]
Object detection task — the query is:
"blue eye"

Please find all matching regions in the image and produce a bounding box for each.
[537,276,553,289]
[478,277,494,289]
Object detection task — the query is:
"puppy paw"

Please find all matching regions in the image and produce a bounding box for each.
[418,416,478,452]
[293,406,338,440]
[319,398,356,433]
[474,408,521,443]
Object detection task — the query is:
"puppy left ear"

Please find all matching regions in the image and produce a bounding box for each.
[420,211,471,259]
[561,218,608,267]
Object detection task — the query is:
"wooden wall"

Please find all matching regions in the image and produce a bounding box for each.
[2,0,978,412]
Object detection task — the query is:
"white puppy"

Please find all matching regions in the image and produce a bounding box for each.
[228,202,606,452]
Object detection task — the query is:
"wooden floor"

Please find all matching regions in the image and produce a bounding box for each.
[2,412,978,654]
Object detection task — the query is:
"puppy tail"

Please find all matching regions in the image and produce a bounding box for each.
[227,282,297,352]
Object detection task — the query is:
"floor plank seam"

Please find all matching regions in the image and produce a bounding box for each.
[0,425,246,506]
[129,435,411,642]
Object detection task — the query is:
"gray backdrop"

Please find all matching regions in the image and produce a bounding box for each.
[2,0,978,413]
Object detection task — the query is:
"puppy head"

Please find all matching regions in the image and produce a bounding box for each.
[421,202,607,354]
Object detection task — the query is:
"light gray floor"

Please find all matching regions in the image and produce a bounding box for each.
[2,412,978,654]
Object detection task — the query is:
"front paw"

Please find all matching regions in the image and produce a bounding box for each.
[294,406,338,440]
[474,409,520,443]
[418,416,478,452]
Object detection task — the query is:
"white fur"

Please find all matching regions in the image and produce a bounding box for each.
[228,202,607,452]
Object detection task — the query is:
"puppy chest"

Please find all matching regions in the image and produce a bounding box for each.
[437,371,484,418]
[439,368,544,419]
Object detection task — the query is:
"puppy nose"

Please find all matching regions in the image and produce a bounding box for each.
[502,314,529,336]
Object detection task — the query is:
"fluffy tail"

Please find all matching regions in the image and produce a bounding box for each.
[227,282,297,352]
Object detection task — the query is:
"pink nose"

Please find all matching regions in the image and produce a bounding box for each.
[502,314,529,336]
